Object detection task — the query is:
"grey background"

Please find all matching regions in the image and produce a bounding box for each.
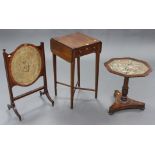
[0,29,154,125]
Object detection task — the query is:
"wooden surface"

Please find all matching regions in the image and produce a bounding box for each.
[52,32,100,49]
[51,32,102,62]
[50,32,102,108]
[109,90,145,114]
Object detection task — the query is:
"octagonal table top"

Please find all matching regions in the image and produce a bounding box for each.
[104,57,152,78]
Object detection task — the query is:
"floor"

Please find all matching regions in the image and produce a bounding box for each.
[0,29,155,125]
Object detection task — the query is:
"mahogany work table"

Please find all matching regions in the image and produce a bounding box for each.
[104,57,152,114]
[50,32,102,109]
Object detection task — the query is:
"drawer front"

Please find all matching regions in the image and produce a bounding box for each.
[75,45,97,57]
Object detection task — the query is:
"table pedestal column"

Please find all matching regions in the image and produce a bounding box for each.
[109,77,145,115]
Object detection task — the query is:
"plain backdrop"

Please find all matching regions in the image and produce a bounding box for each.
[1,1,155,155]
[0,29,155,124]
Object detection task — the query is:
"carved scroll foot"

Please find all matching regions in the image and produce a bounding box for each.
[40,90,54,106]
[7,104,22,121]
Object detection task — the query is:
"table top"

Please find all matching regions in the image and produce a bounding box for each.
[52,32,100,49]
[104,57,152,78]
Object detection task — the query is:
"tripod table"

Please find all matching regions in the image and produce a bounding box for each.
[104,57,152,114]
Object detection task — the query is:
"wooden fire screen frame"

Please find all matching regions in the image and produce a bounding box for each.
[3,42,54,121]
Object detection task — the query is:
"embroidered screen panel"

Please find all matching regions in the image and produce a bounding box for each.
[11,45,42,86]
[108,59,149,76]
